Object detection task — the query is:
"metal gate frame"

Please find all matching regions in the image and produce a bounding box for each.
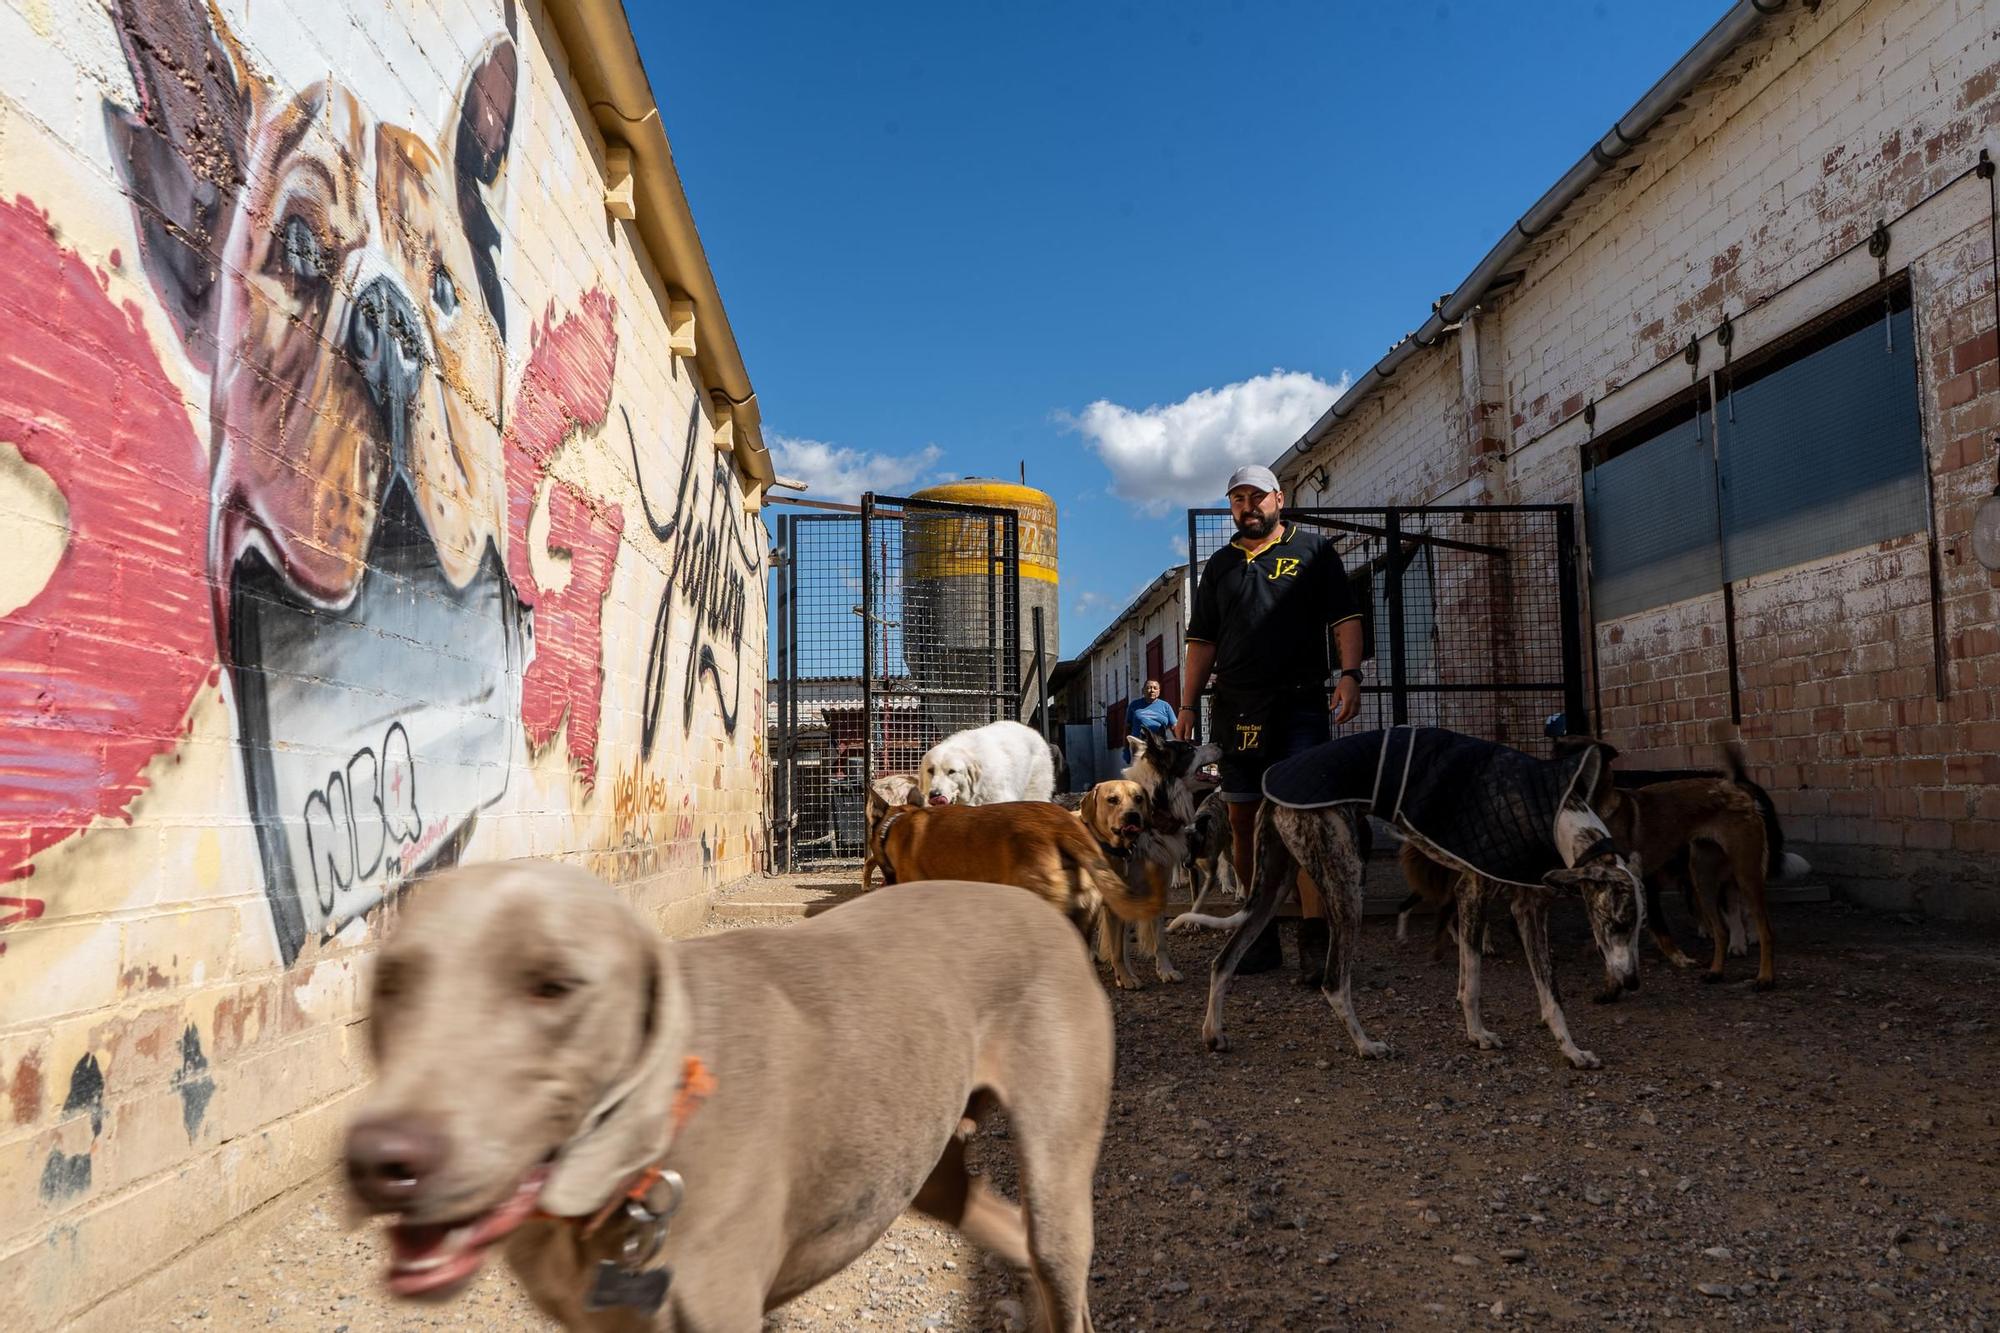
[769,492,1024,870]
[1184,504,1588,747]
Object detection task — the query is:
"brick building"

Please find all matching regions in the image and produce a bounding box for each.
[1271,0,2000,916]
[0,1,771,1324]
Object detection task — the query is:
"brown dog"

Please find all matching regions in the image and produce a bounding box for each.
[1560,739,1781,989]
[873,800,1164,925]
[345,862,1111,1330]
[861,771,920,887]
[1396,840,1504,962]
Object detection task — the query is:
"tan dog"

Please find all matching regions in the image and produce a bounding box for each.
[1076,780,1149,854]
[873,800,1164,925]
[1076,780,1181,990]
[345,862,1112,1331]
[860,771,919,887]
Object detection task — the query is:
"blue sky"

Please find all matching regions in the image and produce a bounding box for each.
[631,2,1724,654]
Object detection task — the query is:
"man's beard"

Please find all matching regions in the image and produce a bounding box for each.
[1235,510,1277,541]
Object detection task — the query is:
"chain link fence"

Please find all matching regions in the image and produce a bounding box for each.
[769,494,1025,870]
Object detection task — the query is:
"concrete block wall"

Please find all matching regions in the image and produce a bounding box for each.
[0,2,767,1326]
[1278,0,2000,915]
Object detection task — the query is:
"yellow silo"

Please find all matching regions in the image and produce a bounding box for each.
[904,479,1059,732]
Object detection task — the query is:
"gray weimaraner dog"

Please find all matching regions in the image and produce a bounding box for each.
[344,861,1112,1330]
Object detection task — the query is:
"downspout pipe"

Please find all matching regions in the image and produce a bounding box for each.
[1274,0,1790,476]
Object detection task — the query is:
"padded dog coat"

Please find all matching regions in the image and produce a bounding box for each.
[1261,726,1596,889]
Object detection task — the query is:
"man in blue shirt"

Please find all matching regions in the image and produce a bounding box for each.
[1121,679,1178,766]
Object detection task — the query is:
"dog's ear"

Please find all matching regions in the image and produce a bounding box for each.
[538,942,690,1217]
[962,757,980,792]
[1078,787,1099,831]
[449,35,518,331]
[102,0,257,370]
[1558,742,1608,811]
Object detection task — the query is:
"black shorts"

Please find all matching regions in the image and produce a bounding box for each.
[1211,689,1332,804]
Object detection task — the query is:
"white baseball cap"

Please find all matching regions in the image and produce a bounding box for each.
[1226,464,1281,496]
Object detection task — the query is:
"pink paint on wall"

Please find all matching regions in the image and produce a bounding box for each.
[503,291,624,787]
[0,197,213,883]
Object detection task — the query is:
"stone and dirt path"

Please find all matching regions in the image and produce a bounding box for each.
[150,873,2000,1331]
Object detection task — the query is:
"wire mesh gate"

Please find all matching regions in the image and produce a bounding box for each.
[1184,506,1588,753]
[769,494,1023,870]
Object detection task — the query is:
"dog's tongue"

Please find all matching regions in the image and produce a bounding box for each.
[927,794,949,806]
[386,1167,548,1298]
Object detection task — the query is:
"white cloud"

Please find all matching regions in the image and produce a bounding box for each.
[1169,535,1189,557]
[768,434,945,503]
[1063,369,1347,515]
[1071,590,1113,617]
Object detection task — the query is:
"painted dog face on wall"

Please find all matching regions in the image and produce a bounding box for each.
[106,0,523,958]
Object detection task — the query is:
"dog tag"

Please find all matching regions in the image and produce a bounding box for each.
[585,1259,671,1314]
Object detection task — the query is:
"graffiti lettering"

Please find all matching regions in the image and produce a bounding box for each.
[506,294,623,787]
[629,408,755,754]
[610,763,672,835]
[300,724,423,917]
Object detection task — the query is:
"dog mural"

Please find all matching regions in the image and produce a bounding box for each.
[100,0,531,960]
[0,0,761,965]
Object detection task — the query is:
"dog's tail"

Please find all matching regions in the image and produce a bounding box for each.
[1722,742,1785,880]
[1171,908,1250,932]
[1062,830,1163,923]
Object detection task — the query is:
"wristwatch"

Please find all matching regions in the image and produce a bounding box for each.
[1338,668,1364,684]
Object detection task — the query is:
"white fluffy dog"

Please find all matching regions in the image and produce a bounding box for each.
[918,720,1056,806]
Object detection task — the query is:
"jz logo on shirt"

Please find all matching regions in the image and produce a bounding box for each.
[1235,723,1263,750]
[1267,557,1301,580]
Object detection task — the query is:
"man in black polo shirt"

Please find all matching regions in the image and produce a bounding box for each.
[1174,464,1364,976]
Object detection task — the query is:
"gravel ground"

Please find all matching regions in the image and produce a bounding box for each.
[150,880,2000,1331]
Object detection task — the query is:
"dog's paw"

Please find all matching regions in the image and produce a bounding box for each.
[1752,976,1775,993]
[1565,1047,1602,1070]
[1469,1030,1506,1052]
[1701,970,1725,986]
[1355,1039,1390,1060]
[1664,952,1699,970]
[1113,972,1145,992]
[1727,941,1750,958]
[1156,963,1183,984]
[1202,1024,1230,1053]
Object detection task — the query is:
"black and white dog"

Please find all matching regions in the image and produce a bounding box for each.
[1200,726,1645,1070]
